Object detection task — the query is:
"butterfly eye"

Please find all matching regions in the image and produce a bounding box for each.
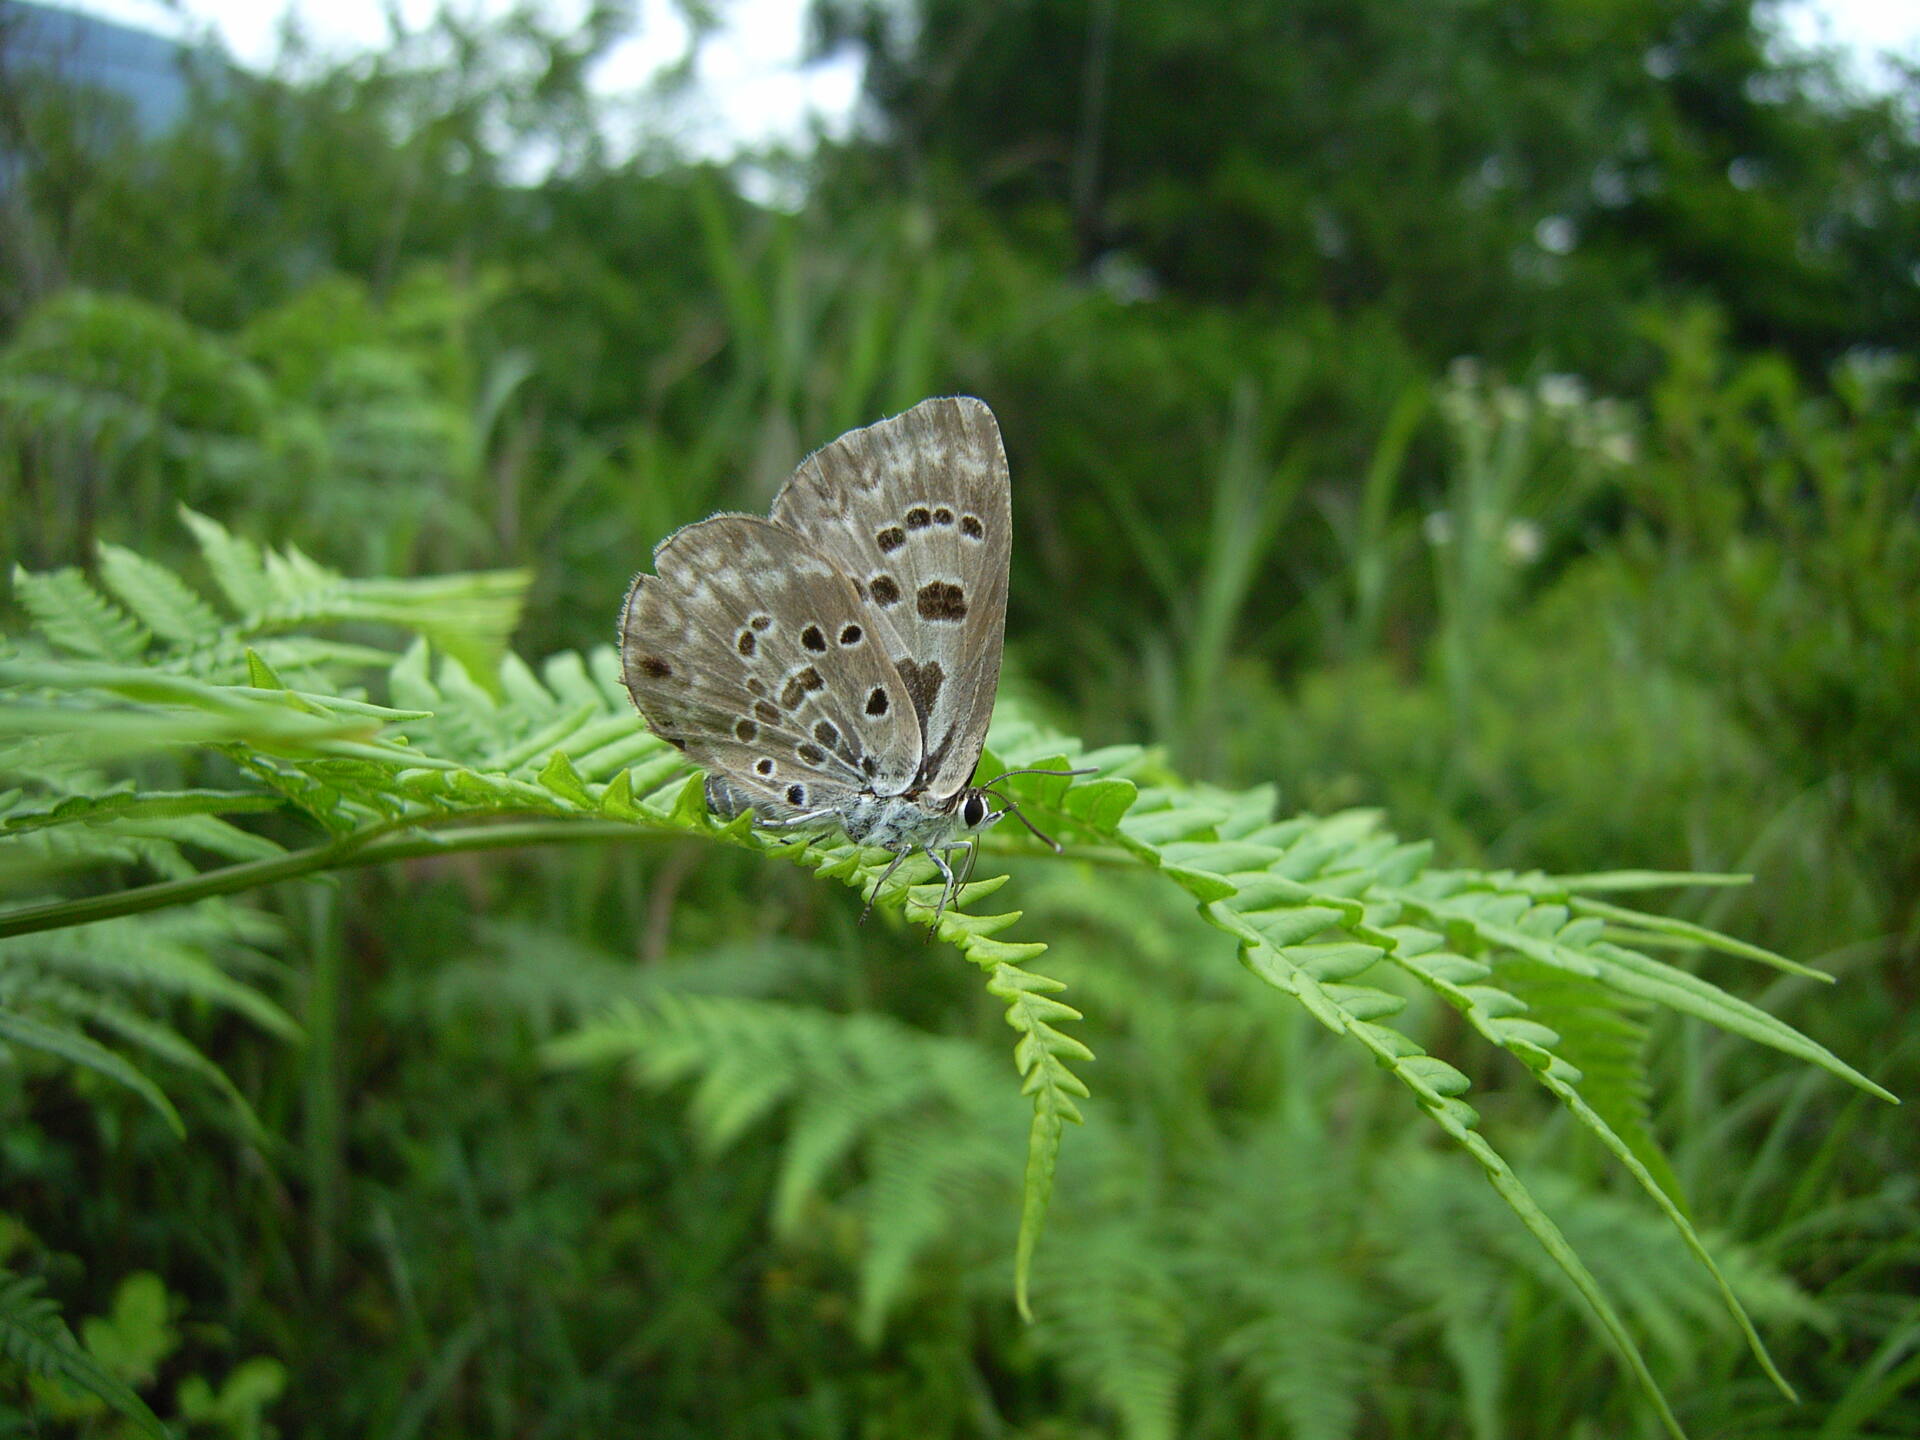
[962,794,988,828]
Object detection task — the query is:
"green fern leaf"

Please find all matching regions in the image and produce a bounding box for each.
[0,1270,169,1440]
[95,543,226,646]
[1032,1215,1186,1440]
[0,1008,183,1135]
[1,789,283,833]
[60,990,265,1136]
[1386,930,1796,1400]
[9,566,149,661]
[179,506,275,614]
[3,920,300,1040]
[1399,886,1892,1101]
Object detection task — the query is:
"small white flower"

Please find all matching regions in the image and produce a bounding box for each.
[1503,519,1543,564]
[1536,373,1585,412]
[1598,431,1638,466]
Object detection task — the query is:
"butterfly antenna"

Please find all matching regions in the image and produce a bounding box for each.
[978,765,1099,787]
[986,791,1067,853]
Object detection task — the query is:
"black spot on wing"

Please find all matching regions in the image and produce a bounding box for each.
[916,582,967,622]
[869,574,900,607]
[635,655,671,678]
[781,667,825,709]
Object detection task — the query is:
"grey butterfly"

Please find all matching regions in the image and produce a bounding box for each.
[619,396,1080,925]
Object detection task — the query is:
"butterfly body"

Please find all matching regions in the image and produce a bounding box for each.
[704,772,987,852]
[621,397,1017,922]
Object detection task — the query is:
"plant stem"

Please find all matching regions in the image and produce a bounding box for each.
[0,820,670,938]
[0,808,1137,939]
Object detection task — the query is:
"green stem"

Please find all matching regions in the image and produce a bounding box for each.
[0,796,1137,939]
[0,819,670,938]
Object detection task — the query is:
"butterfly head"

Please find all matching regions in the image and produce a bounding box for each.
[964,765,1099,852]
[958,788,1004,833]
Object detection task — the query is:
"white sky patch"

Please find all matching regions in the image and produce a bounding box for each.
[46,0,864,155]
[1772,0,1920,93]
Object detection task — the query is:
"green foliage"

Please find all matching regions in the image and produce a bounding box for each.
[824,0,1920,374]
[1,4,1915,1432]
[1,514,1888,1433]
[0,1268,168,1439]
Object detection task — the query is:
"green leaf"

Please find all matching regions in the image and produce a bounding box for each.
[0,1009,183,1135]
[9,565,149,661]
[0,1271,171,1440]
[1590,942,1895,1103]
[179,505,273,614]
[1569,894,1830,981]
[96,543,225,646]
[2,789,283,833]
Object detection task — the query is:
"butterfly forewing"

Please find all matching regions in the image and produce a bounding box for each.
[771,397,1011,800]
[621,514,923,815]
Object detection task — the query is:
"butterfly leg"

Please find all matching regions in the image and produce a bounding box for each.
[859,847,914,925]
[924,844,961,936]
[956,835,980,892]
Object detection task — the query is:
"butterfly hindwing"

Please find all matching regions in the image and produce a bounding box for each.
[620,514,923,815]
[770,397,1011,801]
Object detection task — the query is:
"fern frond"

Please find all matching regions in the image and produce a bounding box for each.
[2,788,285,834]
[1498,957,1680,1202]
[547,991,1019,1338]
[0,521,1890,1435]
[8,566,150,662]
[1033,790,1695,1430]
[175,508,530,678]
[1383,929,1796,1397]
[857,1123,1014,1342]
[0,1008,183,1135]
[57,988,266,1137]
[0,916,300,1039]
[0,1270,169,1440]
[1032,1208,1187,1440]
[95,543,226,647]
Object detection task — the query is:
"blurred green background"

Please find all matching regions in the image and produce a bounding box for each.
[1,0,1916,1434]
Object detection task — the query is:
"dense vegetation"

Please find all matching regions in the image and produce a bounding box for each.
[0,0,1915,1435]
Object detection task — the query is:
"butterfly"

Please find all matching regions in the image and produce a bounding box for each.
[619,396,1083,927]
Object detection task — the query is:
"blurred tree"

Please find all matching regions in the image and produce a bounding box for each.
[814,0,1920,379]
